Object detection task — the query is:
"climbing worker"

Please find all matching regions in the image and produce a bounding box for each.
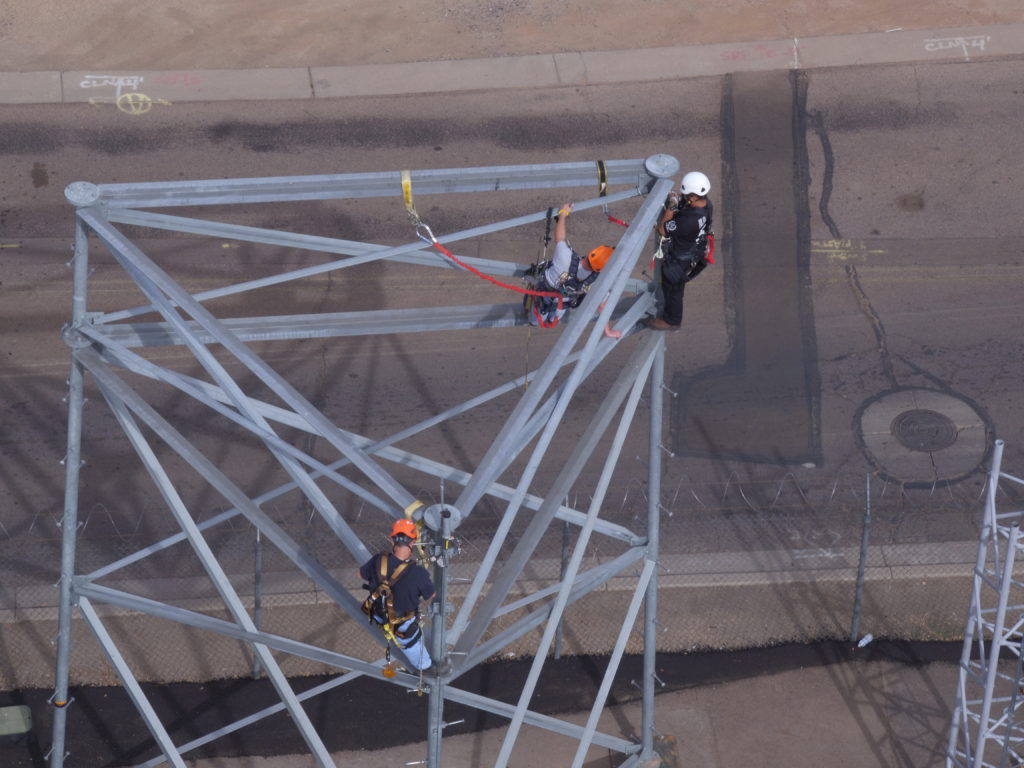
[358,519,435,670]
[647,171,715,331]
[525,202,614,327]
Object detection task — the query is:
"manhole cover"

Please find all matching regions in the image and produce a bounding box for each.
[855,388,990,485]
[891,409,958,452]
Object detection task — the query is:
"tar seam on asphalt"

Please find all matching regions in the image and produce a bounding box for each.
[809,103,897,389]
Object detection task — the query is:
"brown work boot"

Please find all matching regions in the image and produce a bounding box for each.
[645,317,680,331]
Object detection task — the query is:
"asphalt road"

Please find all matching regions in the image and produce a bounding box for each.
[3,55,1023,579]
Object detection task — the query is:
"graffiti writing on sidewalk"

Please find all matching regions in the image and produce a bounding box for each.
[80,74,174,115]
[923,35,991,57]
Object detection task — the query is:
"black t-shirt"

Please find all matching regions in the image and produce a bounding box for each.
[663,200,713,258]
[360,552,435,615]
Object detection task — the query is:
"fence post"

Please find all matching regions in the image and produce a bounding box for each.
[252,527,263,678]
[850,473,872,642]
[553,518,571,659]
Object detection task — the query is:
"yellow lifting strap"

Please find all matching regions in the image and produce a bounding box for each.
[400,169,418,223]
[403,500,424,520]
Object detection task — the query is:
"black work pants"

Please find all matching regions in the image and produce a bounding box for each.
[662,279,685,326]
[660,255,691,326]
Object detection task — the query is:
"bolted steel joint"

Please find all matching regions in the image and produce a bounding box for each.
[644,153,680,180]
[64,181,102,208]
[61,323,93,349]
[422,503,463,534]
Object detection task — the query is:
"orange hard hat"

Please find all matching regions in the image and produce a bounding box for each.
[587,245,614,272]
[390,518,418,541]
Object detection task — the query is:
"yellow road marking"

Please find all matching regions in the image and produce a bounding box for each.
[811,239,887,262]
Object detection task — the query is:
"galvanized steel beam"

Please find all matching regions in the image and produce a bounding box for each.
[85,296,646,347]
[450,333,662,655]
[73,580,425,688]
[78,597,189,768]
[493,334,659,768]
[94,158,670,208]
[98,187,642,323]
[49,215,91,768]
[56,156,680,768]
[93,387,336,767]
[79,207,419,515]
[74,346,373,620]
[135,672,364,768]
[458,548,647,673]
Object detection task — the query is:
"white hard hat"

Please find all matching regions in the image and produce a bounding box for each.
[680,171,711,196]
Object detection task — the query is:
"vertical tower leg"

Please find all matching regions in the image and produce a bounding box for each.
[51,211,92,768]
[641,340,665,761]
[428,507,454,767]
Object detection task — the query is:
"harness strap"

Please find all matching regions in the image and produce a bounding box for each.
[377,553,410,583]
[566,251,599,289]
[368,554,417,634]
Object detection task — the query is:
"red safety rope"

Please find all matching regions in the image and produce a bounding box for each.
[532,302,559,328]
[425,233,566,323]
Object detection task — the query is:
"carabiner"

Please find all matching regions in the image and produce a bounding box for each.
[415,222,437,245]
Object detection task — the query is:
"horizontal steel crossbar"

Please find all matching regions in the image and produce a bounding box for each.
[95,159,668,208]
[86,296,645,346]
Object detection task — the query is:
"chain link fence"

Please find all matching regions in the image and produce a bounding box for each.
[0,469,989,691]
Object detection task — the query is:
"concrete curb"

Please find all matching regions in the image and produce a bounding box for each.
[2,23,1022,106]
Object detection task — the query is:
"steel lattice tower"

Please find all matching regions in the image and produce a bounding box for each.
[53,156,680,767]
[948,440,1024,767]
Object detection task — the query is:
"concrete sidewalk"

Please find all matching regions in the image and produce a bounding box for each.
[2,23,1024,106]
[184,657,958,768]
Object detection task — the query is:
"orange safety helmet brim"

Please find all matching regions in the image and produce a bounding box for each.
[390,519,418,541]
[587,245,614,272]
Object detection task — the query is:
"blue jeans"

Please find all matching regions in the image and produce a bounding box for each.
[375,615,432,670]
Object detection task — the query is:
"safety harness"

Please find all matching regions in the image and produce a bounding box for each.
[522,208,555,322]
[563,250,600,296]
[361,554,422,644]
[524,245,602,327]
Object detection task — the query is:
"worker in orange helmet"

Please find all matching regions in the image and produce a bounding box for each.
[358,518,435,670]
[526,202,614,327]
